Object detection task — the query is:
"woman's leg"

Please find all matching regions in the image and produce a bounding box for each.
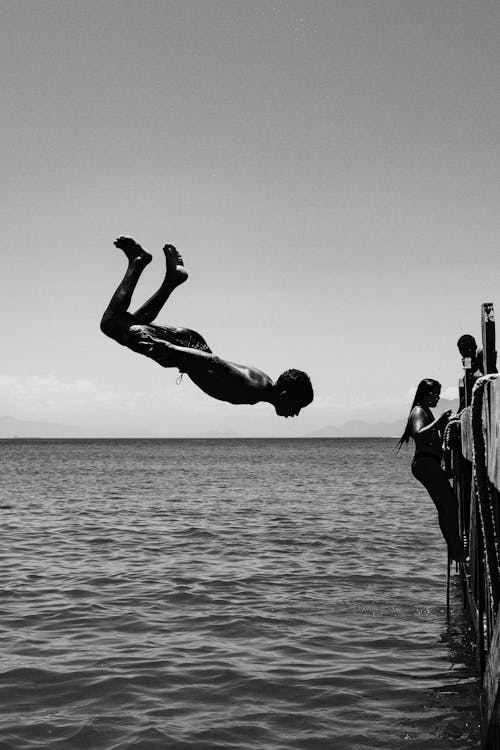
[132,244,188,324]
[100,237,152,342]
[412,458,464,560]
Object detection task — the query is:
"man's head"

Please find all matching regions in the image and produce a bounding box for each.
[457,334,477,359]
[274,369,313,418]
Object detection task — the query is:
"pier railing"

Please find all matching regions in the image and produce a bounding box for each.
[447,303,500,748]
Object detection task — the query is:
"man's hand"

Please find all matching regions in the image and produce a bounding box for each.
[137,334,173,366]
[138,330,169,348]
[138,341,154,355]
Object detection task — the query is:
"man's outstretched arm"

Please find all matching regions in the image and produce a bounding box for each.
[136,330,269,404]
[137,331,213,369]
[137,331,245,377]
[134,328,310,415]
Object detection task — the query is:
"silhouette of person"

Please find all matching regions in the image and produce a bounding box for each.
[396,378,465,562]
[457,335,484,410]
[101,237,313,418]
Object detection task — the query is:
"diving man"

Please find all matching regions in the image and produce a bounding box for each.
[100,237,313,418]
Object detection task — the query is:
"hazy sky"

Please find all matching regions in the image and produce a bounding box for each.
[2,0,499,436]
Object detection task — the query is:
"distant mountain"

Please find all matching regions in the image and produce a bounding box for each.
[0,415,83,438]
[199,429,241,438]
[0,416,159,438]
[1,397,459,439]
[306,419,404,438]
[307,398,459,438]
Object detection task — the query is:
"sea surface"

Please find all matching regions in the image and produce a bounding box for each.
[0,438,480,750]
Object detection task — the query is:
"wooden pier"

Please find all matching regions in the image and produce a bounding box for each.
[446,303,500,748]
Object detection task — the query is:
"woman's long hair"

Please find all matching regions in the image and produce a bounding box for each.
[395,378,441,452]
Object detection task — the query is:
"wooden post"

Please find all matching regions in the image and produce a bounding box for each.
[459,377,465,410]
[464,368,474,409]
[482,303,497,375]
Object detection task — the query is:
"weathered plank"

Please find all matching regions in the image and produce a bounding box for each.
[481,614,500,747]
[482,303,497,375]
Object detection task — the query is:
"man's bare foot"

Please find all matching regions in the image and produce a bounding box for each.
[163,244,188,286]
[114,236,152,265]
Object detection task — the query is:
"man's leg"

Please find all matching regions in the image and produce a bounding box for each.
[100,236,152,343]
[132,244,188,324]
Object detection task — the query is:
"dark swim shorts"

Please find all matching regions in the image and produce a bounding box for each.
[151,324,212,353]
[126,319,212,366]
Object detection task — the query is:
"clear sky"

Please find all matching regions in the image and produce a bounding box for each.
[2,0,499,436]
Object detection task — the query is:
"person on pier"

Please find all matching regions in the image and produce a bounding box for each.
[100,236,313,418]
[396,379,465,562]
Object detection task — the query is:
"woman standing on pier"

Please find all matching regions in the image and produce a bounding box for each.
[397,379,465,562]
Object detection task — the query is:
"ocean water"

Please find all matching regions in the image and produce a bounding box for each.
[0,438,479,750]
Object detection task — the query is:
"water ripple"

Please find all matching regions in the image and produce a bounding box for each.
[0,438,480,749]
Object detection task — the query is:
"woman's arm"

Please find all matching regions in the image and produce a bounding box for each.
[409,406,452,438]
